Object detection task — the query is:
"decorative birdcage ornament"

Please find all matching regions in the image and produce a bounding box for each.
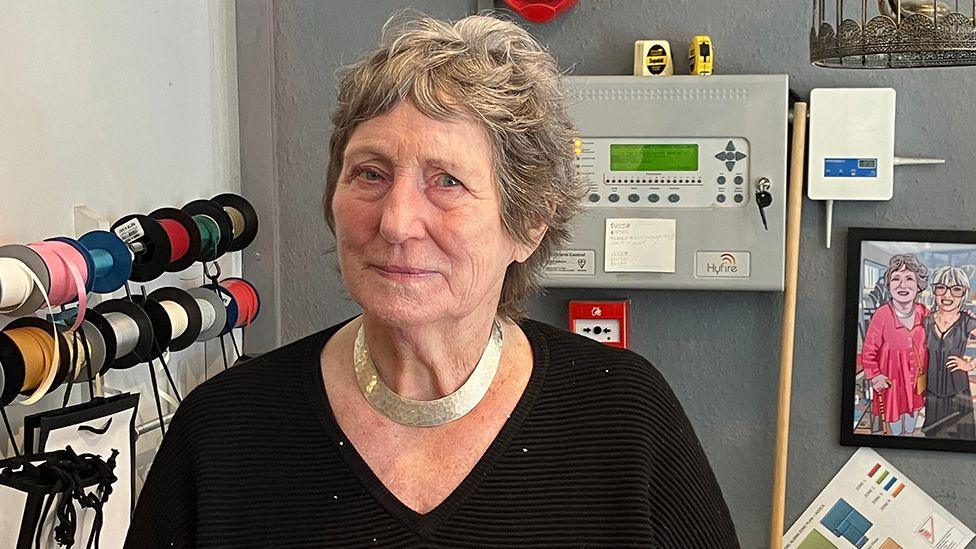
[811,0,976,68]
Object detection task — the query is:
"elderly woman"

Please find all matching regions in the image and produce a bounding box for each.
[861,254,929,436]
[923,265,976,440]
[126,14,737,548]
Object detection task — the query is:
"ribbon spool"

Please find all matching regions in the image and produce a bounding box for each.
[147,287,202,352]
[46,237,95,294]
[93,299,155,370]
[110,214,172,283]
[203,284,238,337]
[127,295,173,360]
[211,194,259,252]
[0,332,25,407]
[182,200,233,261]
[218,278,260,328]
[2,317,71,402]
[187,287,227,342]
[149,207,202,273]
[0,244,51,316]
[77,231,132,294]
[27,239,90,330]
[76,309,117,379]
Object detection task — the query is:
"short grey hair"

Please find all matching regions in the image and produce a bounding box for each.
[323,12,586,319]
[931,265,971,293]
[884,254,929,292]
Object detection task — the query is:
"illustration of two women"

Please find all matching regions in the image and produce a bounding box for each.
[861,254,976,440]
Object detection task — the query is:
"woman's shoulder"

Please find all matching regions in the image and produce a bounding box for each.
[168,322,343,429]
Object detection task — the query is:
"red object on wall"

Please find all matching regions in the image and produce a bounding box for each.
[502,0,578,23]
[568,300,630,349]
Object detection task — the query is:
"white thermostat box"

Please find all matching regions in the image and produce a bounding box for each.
[807,88,896,201]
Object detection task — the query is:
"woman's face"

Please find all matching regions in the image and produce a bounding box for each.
[332,102,537,326]
[888,267,920,306]
[934,283,966,313]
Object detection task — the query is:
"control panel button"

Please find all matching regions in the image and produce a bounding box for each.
[734,176,744,185]
[648,194,660,203]
[628,193,640,203]
[668,194,680,203]
[734,193,744,203]
[717,176,726,185]
[588,193,600,203]
[716,194,726,203]
[608,193,620,203]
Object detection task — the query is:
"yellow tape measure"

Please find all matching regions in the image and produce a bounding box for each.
[633,40,673,76]
[689,35,714,75]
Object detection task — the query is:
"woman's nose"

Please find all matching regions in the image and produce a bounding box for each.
[378,178,426,244]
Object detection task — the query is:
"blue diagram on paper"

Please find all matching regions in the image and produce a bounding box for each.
[820,498,872,548]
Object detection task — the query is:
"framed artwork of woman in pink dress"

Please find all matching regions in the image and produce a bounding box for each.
[844,228,976,453]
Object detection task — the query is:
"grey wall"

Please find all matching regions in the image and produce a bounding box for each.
[238,1,976,546]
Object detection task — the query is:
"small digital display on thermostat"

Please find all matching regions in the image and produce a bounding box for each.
[610,144,699,172]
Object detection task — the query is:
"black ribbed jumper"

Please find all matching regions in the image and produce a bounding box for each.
[125,319,739,548]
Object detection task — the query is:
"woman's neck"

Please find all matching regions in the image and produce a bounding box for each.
[360,309,500,401]
[891,300,914,316]
[936,309,961,322]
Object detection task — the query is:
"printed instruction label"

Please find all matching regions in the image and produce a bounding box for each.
[113,218,145,244]
[545,250,596,276]
[604,218,676,273]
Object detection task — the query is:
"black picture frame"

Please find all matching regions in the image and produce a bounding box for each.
[843,227,976,453]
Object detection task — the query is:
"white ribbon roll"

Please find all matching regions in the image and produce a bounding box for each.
[195,297,217,332]
[0,258,36,311]
[159,300,189,340]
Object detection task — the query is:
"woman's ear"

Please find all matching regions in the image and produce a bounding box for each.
[513,224,548,264]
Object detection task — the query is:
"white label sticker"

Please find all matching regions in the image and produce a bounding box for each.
[113,218,145,244]
[695,251,751,278]
[604,218,676,273]
[545,250,596,276]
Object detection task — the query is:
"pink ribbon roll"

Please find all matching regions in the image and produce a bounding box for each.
[26,241,89,332]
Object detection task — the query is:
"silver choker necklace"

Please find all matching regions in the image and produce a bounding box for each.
[353,318,503,427]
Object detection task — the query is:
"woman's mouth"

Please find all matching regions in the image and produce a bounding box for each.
[372,265,437,280]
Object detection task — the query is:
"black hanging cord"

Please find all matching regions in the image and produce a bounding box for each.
[153,353,182,403]
[230,330,242,361]
[218,335,230,370]
[138,285,182,403]
[4,446,119,549]
[145,361,166,437]
[1,406,21,457]
[81,330,95,402]
[61,331,80,409]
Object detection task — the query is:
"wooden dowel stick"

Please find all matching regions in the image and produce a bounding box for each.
[770,101,808,549]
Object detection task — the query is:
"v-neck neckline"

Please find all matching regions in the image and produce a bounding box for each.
[301,317,551,539]
[933,313,962,340]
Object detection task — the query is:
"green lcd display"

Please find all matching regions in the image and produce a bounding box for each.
[610,144,699,172]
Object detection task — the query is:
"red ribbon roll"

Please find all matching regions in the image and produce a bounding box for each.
[219,278,259,328]
[158,218,190,263]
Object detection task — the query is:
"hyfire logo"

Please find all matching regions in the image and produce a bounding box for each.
[707,253,739,274]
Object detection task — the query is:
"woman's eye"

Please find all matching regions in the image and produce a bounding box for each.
[359,169,382,181]
[437,174,462,188]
